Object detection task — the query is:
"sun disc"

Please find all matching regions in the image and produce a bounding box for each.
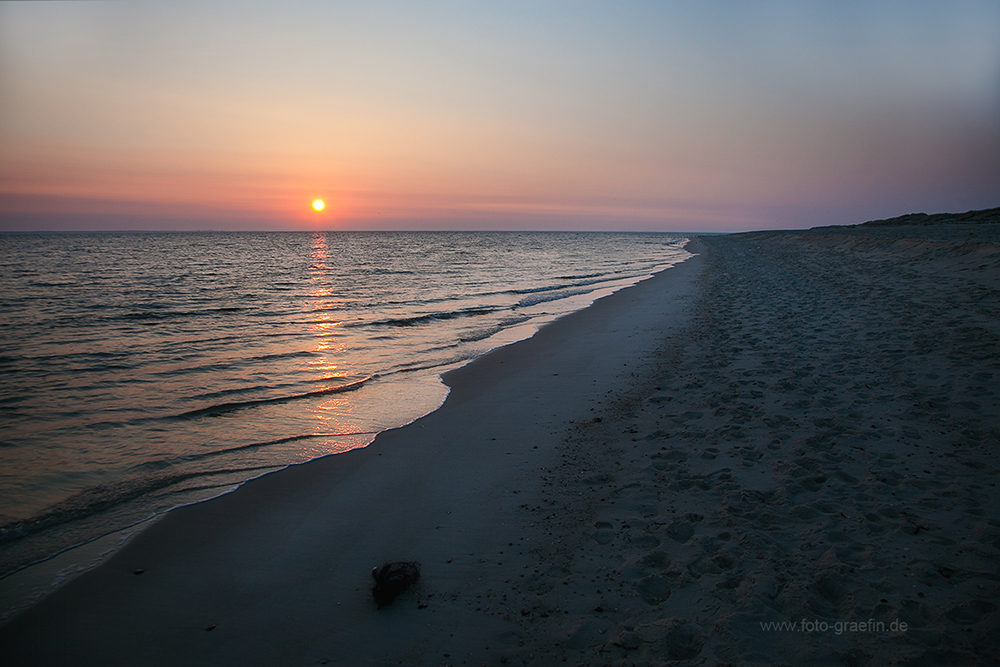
[312,199,325,211]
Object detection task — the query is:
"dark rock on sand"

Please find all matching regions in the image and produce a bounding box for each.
[371,561,421,608]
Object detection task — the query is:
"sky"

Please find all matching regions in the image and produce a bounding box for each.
[1,1,998,232]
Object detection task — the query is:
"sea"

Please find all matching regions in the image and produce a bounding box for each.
[0,231,689,607]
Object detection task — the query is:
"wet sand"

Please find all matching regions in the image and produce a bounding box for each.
[2,226,998,666]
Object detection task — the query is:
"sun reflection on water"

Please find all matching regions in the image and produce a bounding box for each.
[306,232,360,435]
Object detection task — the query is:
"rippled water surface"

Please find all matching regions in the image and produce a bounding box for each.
[0,231,688,577]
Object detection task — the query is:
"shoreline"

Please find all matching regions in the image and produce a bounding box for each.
[0,231,689,591]
[4,225,999,665]
[0,239,704,665]
[0,244,690,621]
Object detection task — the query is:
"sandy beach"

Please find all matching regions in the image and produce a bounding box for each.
[2,225,999,666]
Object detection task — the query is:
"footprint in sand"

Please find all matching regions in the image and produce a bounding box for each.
[629,534,661,549]
[635,619,705,660]
[946,600,997,626]
[592,521,615,544]
[649,449,688,470]
[635,574,672,605]
[666,521,694,543]
[807,574,850,617]
[641,550,671,569]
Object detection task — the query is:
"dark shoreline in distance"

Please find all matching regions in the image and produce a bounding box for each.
[4,206,997,236]
[1,229,708,235]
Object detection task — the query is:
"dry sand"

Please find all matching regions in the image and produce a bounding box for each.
[1,226,998,666]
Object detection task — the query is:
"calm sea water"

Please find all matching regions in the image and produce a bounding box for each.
[0,231,689,581]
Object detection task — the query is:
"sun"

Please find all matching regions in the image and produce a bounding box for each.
[312,199,325,212]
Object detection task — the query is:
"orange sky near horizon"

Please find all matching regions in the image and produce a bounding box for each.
[1,1,998,232]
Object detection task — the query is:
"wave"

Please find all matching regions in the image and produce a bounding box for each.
[516,286,596,308]
[343,271,634,313]
[135,430,381,469]
[355,268,417,276]
[173,377,372,419]
[351,274,637,328]
[458,314,533,342]
[556,272,606,280]
[2,378,370,436]
[363,306,500,328]
[10,306,257,332]
[0,464,279,549]
[514,273,650,308]
[116,306,249,323]
[0,427,382,557]
[509,272,626,295]
[148,348,318,380]
[3,335,311,376]
[187,382,299,403]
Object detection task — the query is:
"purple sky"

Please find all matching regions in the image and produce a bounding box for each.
[1,1,998,232]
